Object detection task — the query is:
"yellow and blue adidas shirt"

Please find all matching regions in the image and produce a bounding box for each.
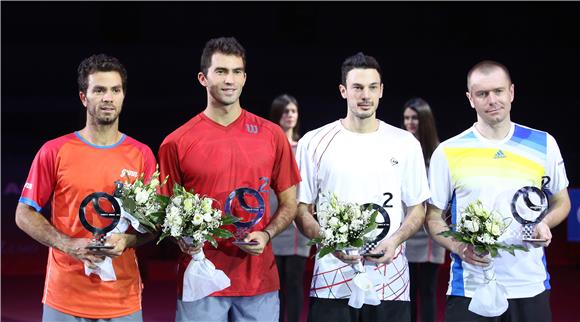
[428,122,569,299]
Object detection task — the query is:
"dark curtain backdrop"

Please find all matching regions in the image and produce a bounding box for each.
[2,1,579,272]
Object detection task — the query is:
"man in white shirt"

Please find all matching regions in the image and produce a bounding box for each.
[295,52,431,322]
[426,60,571,322]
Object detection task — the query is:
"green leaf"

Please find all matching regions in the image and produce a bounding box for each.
[122,197,137,213]
[205,235,218,248]
[351,238,364,248]
[307,237,322,246]
[221,215,239,225]
[318,245,336,258]
[212,228,234,239]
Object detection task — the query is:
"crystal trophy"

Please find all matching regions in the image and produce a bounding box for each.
[225,187,265,246]
[79,192,121,250]
[510,176,550,242]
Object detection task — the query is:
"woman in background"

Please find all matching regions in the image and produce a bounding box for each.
[402,97,445,322]
[270,94,310,322]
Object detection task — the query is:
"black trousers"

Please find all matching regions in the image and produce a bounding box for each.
[445,290,551,322]
[276,255,307,322]
[409,262,440,322]
[307,297,410,322]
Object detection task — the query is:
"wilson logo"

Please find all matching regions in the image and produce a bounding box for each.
[246,124,259,134]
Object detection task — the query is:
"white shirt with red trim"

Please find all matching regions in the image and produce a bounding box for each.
[296,120,430,301]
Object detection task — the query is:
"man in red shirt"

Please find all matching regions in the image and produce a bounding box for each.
[158,37,301,322]
[15,54,156,321]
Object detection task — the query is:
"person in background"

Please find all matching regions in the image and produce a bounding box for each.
[402,97,445,322]
[269,94,311,322]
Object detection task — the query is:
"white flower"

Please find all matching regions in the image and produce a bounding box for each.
[192,213,203,226]
[203,212,213,223]
[150,178,160,188]
[169,205,181,217]
[172,196,183,206]
[338,225,348,234]
[328,217,340,228]
[323,229,334,241]
[463,219,480,233]
[134,186,143,195]
[183,198,194,212]
[135,190,150,205]
[477,233,495,244]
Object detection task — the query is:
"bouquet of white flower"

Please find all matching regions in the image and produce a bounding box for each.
[114,165,169,233]
[308,192,386,309]
[439,200,527,257]
[158,183,236,247]
[159,183,237,302]
[439,199,528,317]
[307,192,379,258]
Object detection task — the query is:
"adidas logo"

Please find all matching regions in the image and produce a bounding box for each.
[493,149,506,159]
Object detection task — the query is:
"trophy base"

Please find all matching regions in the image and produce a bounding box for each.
[86,245,114,250]
[361,252,384,258]
[522,238,548,243]
[232,240,259,246]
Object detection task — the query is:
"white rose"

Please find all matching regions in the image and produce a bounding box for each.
[339,225,348,234]
[183,198,194,212]
[328,217,340,228]
[135,190,150,205]
[464,219,479,233]
[323,229,334,241]
[169,205,181,217]
[203,212,213,222]
[172,196,183,206]
[192,213,203,226]
[150,178,160,188]
[201,198,213,212]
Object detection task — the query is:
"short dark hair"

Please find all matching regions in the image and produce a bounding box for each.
[77,54,127,93]
[341,52,382,85]
[467,60,512,90]
[200,37,246,75]
[270,94,300,142]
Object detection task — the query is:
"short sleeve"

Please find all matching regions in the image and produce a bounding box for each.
[545,133,569,194]
[296,133,318,204]
[401,137,431,207]
[19,143,58,212]
[428,145,453,210]
[270,125,301,193]
[158,138,183,197]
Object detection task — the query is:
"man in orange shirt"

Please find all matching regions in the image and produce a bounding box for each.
[16,54,156,321]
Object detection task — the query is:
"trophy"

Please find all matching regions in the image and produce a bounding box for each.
[359,203,391,258]
[225,187,265,246]
[510,176,550,242]
[79,191,121,250]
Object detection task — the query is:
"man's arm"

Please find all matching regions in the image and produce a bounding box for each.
[532,188,571,247]
[15,203,105,268]
[367,203,425,264]
[425,204,490,266]
[240,185,298,256]
[294,202,320,239]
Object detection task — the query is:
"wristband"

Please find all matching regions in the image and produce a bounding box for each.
[263,230,272,244]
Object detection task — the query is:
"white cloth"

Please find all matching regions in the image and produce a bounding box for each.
[468,260,509,317]
[182,248,231,302]
[348,268,388,308]
[84,200,143,281]
[296,120,430,301]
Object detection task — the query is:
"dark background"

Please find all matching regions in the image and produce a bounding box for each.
[2,2,580,321]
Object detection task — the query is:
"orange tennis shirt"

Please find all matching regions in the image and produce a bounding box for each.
[19,132,156,319]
